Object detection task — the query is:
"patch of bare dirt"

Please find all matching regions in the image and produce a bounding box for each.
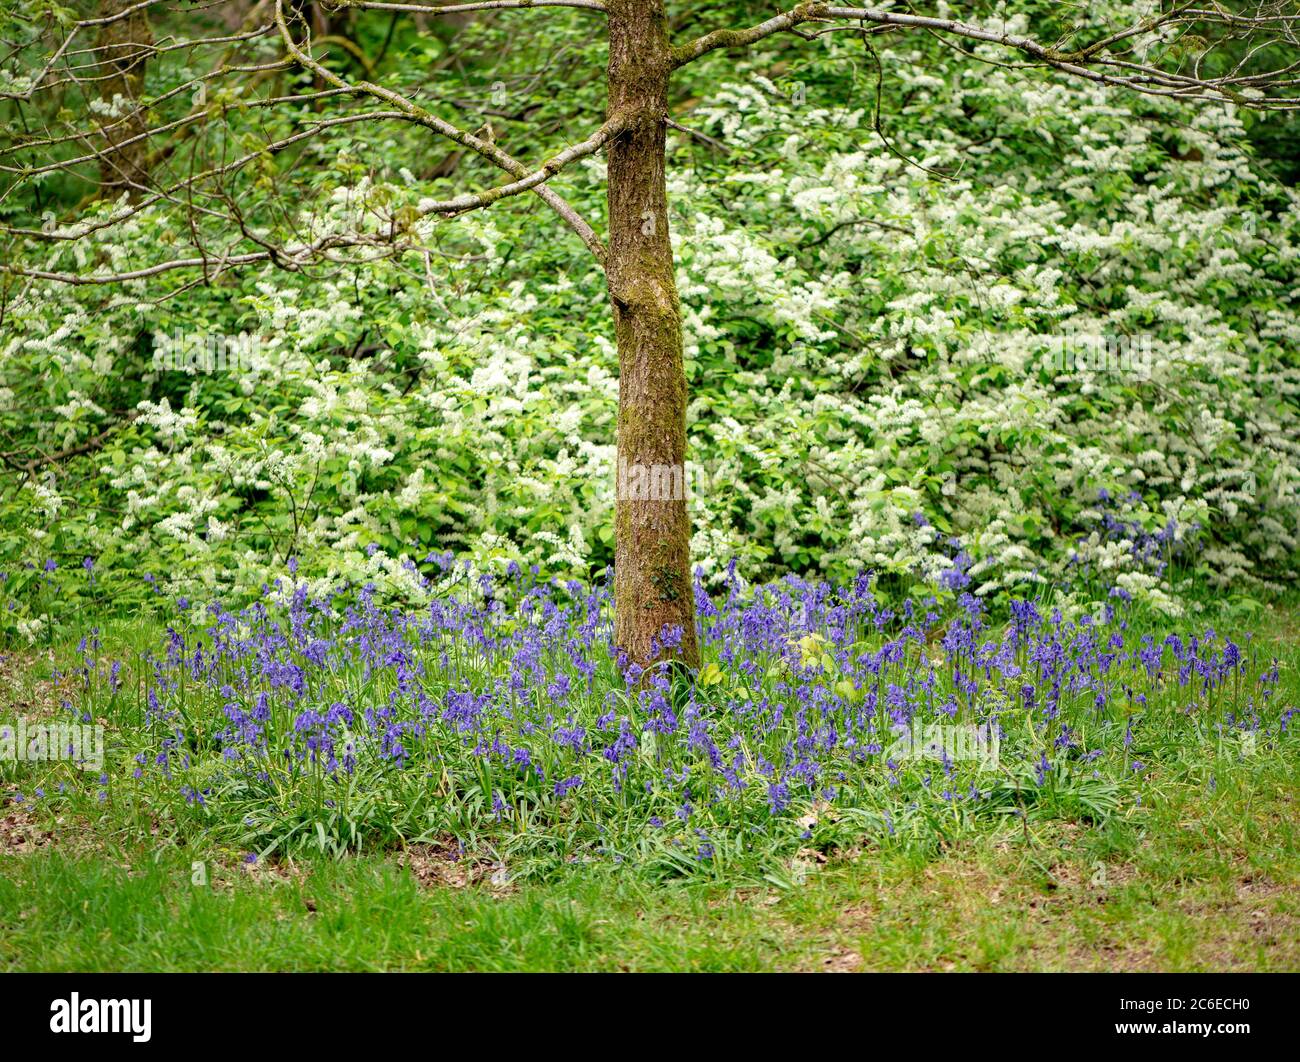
[240,856,304,884]
[0,800,57,855]
[0,649,83,855]
[0,649,72,719]
[400,838,514,895]
[0,791,115,859]
[1046,859,1138,899]
[819,945,863,972]
[191,852,305,890]
[1166,873,1300,970]
[1066,940,1161,973]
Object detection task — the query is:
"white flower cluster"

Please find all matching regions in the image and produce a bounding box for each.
[3,10,1296,616]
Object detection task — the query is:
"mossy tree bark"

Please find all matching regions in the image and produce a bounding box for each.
[605,0,699,671]
[96,0,153,197]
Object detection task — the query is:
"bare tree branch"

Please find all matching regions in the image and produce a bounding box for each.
[273,0,609,259]
[335,0,606,13]
[671,2,1300,110]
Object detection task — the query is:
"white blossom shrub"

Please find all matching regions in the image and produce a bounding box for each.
[1,8,1296,636]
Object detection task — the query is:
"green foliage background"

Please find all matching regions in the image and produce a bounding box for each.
[1,1,1297,637]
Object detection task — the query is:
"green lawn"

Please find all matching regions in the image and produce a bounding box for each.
[2,744,1295,971]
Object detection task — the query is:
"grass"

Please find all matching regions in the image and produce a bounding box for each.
[1,586,1297,972]
[2,765,1296,972]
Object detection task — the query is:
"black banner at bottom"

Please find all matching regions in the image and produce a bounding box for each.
[0,972,1290,1048]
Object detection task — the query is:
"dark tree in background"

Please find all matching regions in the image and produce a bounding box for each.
[95,0,154,195]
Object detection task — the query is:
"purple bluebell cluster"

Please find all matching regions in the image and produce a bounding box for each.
[44,561,1293,866]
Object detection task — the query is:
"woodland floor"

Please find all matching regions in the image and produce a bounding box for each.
[1,610,1297,973]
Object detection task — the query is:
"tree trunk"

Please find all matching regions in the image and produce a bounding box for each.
[96,0,153,197]
[605,0,699,671]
